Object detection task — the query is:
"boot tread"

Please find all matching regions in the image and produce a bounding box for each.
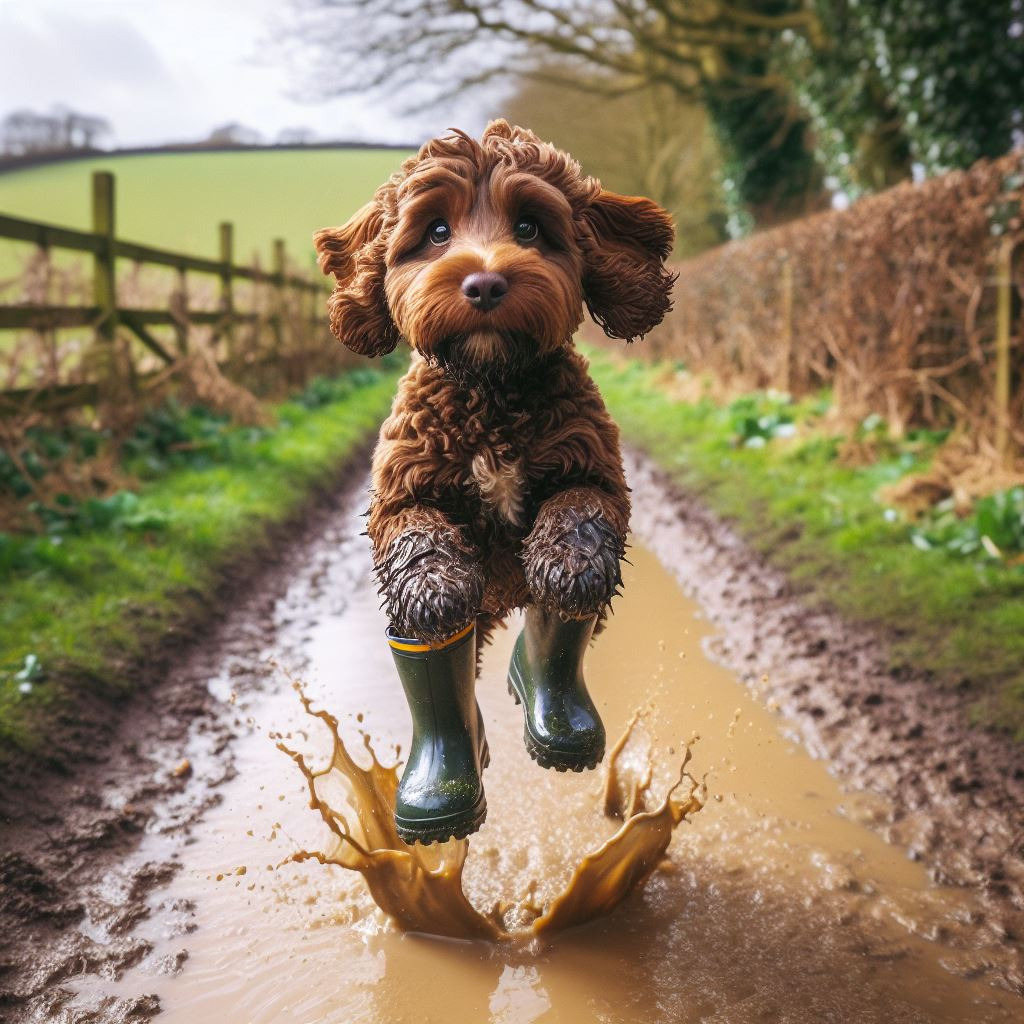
[395,800,487,846]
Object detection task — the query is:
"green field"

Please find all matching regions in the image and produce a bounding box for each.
[0,148,413,277]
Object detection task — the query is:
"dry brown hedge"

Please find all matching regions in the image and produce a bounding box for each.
[646,150,1024,452]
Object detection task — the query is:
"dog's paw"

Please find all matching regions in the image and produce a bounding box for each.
[524,504,623,617]
[376,528,484,644]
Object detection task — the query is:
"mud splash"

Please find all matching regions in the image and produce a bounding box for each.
[279,692,703,941]
[532,716,702,937]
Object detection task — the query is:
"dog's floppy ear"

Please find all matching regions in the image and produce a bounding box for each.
[314,200,399,357]
[579,190,675,342]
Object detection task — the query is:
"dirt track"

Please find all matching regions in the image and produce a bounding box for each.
[1,446,1022,1022]
[624,451,1024,915]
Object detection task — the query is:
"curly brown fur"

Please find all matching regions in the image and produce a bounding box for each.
[314,203,400,357]
[366,349,630,650]
[314,120,674,658]
[374,520,484,644]
[522,488,626,618]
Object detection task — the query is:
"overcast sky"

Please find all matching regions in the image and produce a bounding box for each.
[0,0,479,147]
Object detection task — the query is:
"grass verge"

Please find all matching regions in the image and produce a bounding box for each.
[588,348,1024,739]
[1,365,400,764]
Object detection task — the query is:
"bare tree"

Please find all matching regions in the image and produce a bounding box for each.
[69,113,112,149]
[287,0,827,222]
[0,106,110,155]
[50,105,111,150]
[203,123,264,146]
[1,110,55,155]
[277,126,318,145]
[290,0,822,103]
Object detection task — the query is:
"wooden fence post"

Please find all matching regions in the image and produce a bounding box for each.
[38,233,57,382]
[308,280,319,340]
[273,239,286,294]
[273,238,288,376]
[307,251,321,338]
[92,171,116,338]
[91,170,128,406]
[219,221,235,362]
[994,237,1014,465]
[172,267,189,355]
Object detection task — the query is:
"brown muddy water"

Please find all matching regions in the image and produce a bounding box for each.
[62,472,1022,1023]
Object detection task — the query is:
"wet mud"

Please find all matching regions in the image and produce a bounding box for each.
[623,451,1024,976]
[1,449,1022,1022]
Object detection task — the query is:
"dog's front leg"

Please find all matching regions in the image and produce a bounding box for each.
[372,506,484,644]
[522,486,628,618]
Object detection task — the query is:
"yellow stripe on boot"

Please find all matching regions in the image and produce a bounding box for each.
[386,621,474,653]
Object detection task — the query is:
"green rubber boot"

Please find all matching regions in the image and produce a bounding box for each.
[507,606,606,772]
[388,622,489,845]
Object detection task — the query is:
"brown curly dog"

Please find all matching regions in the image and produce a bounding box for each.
[314,120,675,658]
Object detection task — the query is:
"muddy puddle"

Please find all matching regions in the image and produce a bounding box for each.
[60,473,1022,1023]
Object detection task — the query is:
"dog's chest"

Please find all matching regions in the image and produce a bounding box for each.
[445,377,555,530]
[469,448,526,527]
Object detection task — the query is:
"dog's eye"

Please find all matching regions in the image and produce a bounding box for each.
[514,217,539,242]
[427,219,451,246]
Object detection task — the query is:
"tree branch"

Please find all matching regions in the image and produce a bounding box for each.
[286,0,816,110]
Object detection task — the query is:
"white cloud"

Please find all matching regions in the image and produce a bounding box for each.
[0,0,476,147]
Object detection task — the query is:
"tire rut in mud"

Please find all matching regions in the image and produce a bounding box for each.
[624,449,1024,993]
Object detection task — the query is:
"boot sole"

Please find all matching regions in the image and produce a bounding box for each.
[507,668,604,773]
[395,793,487,846]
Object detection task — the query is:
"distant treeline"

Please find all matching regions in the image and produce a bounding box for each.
[0,139,417,176]
[0,107,416,174]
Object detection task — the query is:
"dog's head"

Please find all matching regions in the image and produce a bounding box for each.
[314,120,674,373]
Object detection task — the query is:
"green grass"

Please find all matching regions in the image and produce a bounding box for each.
[0,364,401,763]
[0,147,412,276]
[589,349,1024,739]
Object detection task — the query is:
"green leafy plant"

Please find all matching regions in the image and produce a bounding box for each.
[28,491,171,537]
[976,488,1024,554]
[727,393,798,447]
[910,488,1024,559]
[780,0,1023,194]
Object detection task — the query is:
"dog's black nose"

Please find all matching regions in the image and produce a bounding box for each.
[461,272,508,312]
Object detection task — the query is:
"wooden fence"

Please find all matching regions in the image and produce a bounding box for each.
[0,170,333,417]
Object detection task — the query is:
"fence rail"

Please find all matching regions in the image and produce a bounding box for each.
[0,170,331,416]
[0,213,319,287]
